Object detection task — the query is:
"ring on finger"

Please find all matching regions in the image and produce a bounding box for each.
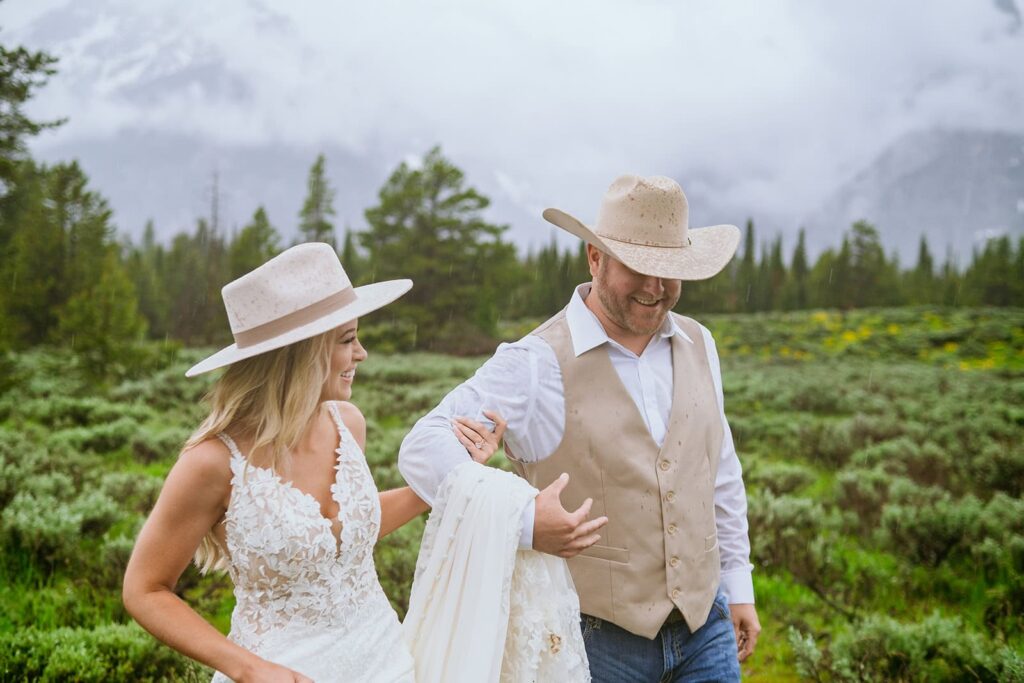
[474,441,484,448]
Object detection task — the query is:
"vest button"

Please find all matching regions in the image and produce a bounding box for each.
[670,556,680,568]
[671,588,681,600]
[665,491,676,502]
[659,460,670,471]
[667,523,678,535]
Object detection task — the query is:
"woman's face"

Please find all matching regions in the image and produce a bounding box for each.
[320,319,367,402]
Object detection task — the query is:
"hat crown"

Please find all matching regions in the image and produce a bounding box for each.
[594,175,689,248]
[223,242,352,335]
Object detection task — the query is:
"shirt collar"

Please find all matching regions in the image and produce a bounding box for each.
[565,283,693,357]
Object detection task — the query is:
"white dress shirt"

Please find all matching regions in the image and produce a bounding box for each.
[399,284,755,604]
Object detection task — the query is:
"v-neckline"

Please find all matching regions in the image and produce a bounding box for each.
[224,420,347,555]
[591,333,686,455]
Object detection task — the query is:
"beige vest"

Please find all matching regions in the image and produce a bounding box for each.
[511,309,724,638]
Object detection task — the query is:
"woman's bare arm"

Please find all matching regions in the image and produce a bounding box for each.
[377,487,430,538]
[122,441,311,683]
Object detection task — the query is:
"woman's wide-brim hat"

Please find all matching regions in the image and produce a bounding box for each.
[185,242,411,377]
[543,174,740,280]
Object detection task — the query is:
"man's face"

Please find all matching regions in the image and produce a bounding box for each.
[591,247,681,337]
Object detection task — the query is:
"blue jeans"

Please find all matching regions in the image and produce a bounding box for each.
[581,591,741,682]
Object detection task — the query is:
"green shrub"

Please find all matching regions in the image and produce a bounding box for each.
[0,623,208,681]
[16,397,152,429]
[2,490,126,567]
[748,460,817,495]
[797,419,856,468]
[881,492,982,567]
[791,613,1024,682]
[130,426,190,464]
[48,416,140,454]
[1,491,82,565]
[748,491,830,572]
[835,467,896,530]
[0,431,52,507]
[98,472,163,513]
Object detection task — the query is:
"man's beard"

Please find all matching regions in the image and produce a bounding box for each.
[595,266,676,337]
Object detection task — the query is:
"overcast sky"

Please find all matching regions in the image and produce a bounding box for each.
[2,0,1022,249]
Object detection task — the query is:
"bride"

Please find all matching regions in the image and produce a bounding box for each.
[122,243,506,682]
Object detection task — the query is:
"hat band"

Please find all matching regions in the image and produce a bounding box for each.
[596,230,692,248]
[234,287,358,348]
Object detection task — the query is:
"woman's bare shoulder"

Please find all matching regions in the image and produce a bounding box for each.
[175,437,234,484]
[333,400,365,425]
[331,401,367,446]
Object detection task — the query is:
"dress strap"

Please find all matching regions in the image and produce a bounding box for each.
[325,401,350,441]
[216,432,246,461]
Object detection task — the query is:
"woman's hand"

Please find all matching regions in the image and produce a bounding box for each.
[452,410,507,464]
[237,659,314,683]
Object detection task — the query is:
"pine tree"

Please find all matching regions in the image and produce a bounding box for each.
[339,228,364,284]
[125,220,170,339]
[767,235,786,311]
[785,228,809,309]
[298,154,336,247]
[1,161,130,346]
[938,248,961,307]
[737,219,757,312]
[963,236,1015,306]
[1014,236,1024,306]
[848,220,886,307]
[0,43,63,191]
[906,235,936,304]
[57,249,145,378]
[358,146,518,350]
[229,206,280,279]
[1,162,60,344]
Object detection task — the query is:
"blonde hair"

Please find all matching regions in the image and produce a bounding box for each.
[187,328,337,573]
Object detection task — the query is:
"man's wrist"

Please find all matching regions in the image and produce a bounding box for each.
[720,569,755,605]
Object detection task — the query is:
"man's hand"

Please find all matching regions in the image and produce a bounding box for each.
[730,603,760,662]
[533,473,608,558]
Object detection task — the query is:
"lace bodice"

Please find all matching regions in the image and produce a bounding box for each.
[216,402,383,652]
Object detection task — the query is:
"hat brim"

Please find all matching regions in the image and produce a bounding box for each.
[185,279,412,377]
[543,208,740,280]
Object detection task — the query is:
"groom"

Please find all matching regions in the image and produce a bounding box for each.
[400,174,759,681]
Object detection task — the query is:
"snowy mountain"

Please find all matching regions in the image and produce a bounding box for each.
[806,129,1024,263]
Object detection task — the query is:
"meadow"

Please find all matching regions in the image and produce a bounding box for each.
[0,306,1021,681]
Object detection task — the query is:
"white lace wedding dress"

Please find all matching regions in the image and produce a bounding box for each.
[210,402,415,682]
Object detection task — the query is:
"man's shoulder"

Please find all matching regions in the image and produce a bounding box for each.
[670,312,710,334]
[530,308,568,337]
[470,323,560,386]
[492,331,556,364]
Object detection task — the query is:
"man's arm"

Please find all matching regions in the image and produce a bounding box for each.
[701,325,761,661]
[398,338,606,554]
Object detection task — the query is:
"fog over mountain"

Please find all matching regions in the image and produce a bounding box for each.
[3,0,1022,261]
[808,129,1024,262]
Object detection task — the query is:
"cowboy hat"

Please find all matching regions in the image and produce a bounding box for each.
[542,174,740,280]
[185,242,411,377]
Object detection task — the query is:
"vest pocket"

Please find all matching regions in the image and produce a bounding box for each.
[705,533,719,552]
[577,544,630,564]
